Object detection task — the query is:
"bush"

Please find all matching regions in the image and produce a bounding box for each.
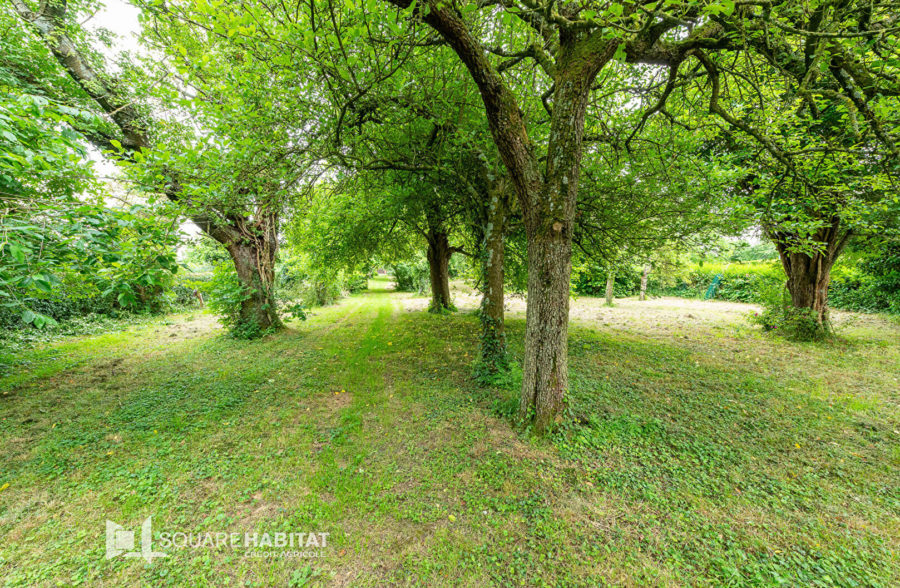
[828,242,900,314]
[205,262,253,335]
[749,283,831,341]
[647,261,785,303]
[391,261,429,293]
[275,252,359,309]
[571,264,641,297]
[346,274,369,293]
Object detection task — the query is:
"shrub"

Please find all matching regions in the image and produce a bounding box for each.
[828,242,900,314]
[275,252,359,309]
[346,274,369,293]
[571,264,641,297]
[749,283,831,341]
[205,262,254,336]
[391,261,429,293]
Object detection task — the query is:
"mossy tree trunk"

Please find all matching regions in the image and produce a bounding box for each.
[605,272,616,305]
[478,182,510,373]
[425,229,453,312]
[769,217,851,333]
[518,43,609,431]
[207,210,282,332]
[639,265,650,301]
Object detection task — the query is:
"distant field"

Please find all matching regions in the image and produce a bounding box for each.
[2,279,898,585]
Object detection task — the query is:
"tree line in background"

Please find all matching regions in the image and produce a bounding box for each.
[2,0,898,431]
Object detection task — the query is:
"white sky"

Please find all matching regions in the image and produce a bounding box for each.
[83,1,201,237]
[86,0,142,58]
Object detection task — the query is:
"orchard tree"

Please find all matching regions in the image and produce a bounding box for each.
[11,0,326,335]
[377,0,900,422]
[375,0,758,429]
[653,0,900,333]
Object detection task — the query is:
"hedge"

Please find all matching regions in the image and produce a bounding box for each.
[573,257,899,314]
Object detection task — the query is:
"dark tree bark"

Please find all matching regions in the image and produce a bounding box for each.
[424,203,454,312]
[769,217,851,329]
[425,229,453,312]
[640,265,650,301]
[478,183,510,371]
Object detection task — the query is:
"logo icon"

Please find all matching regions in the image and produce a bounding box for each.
[106,516,168,564]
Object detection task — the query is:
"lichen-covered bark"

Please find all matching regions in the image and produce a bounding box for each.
[519,231,572,430]
[517,39,614,432]
[640,266,650,301]
[479,186,509,371]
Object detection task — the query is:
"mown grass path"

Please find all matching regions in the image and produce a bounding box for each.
[1,283,898,586]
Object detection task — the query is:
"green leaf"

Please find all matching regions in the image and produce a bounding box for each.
[8,243,26,263]
[32,274,54,293]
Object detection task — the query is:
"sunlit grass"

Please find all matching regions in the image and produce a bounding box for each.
[1,283,898,585]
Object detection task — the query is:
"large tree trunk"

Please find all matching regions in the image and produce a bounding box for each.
[769,218,851,332]
[196,209,282,334]
[426,229,453,312]
[774,248,838,327]
[519,231,572,430]
[226,241,280,331]
[783,254,832,324]
[515,42,611,432]
[640,265,650,301]
[605,272,616,305]
[478,185,509,372]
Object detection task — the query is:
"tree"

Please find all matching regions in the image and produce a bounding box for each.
[1,2,178,324]
[653,0,900,334]
[11,0,325,335]
[376,0,774,430]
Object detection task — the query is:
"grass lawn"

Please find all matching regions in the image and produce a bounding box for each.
[1,277,898,586]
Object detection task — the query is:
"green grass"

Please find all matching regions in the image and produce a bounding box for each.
[1,278,898,586]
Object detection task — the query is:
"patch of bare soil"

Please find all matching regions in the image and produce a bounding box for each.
[154,313,221,341]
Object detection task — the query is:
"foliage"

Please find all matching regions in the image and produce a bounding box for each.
[346,274,369,294]
[391,260,429,293]
[750,284,833,341]
[572,264,642,298]
[204,262,255,337]
[828,241,900,314]
[657,261,787,304]
[1,198,180,329]
[283,303,308,323]
[275,249,359,309]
